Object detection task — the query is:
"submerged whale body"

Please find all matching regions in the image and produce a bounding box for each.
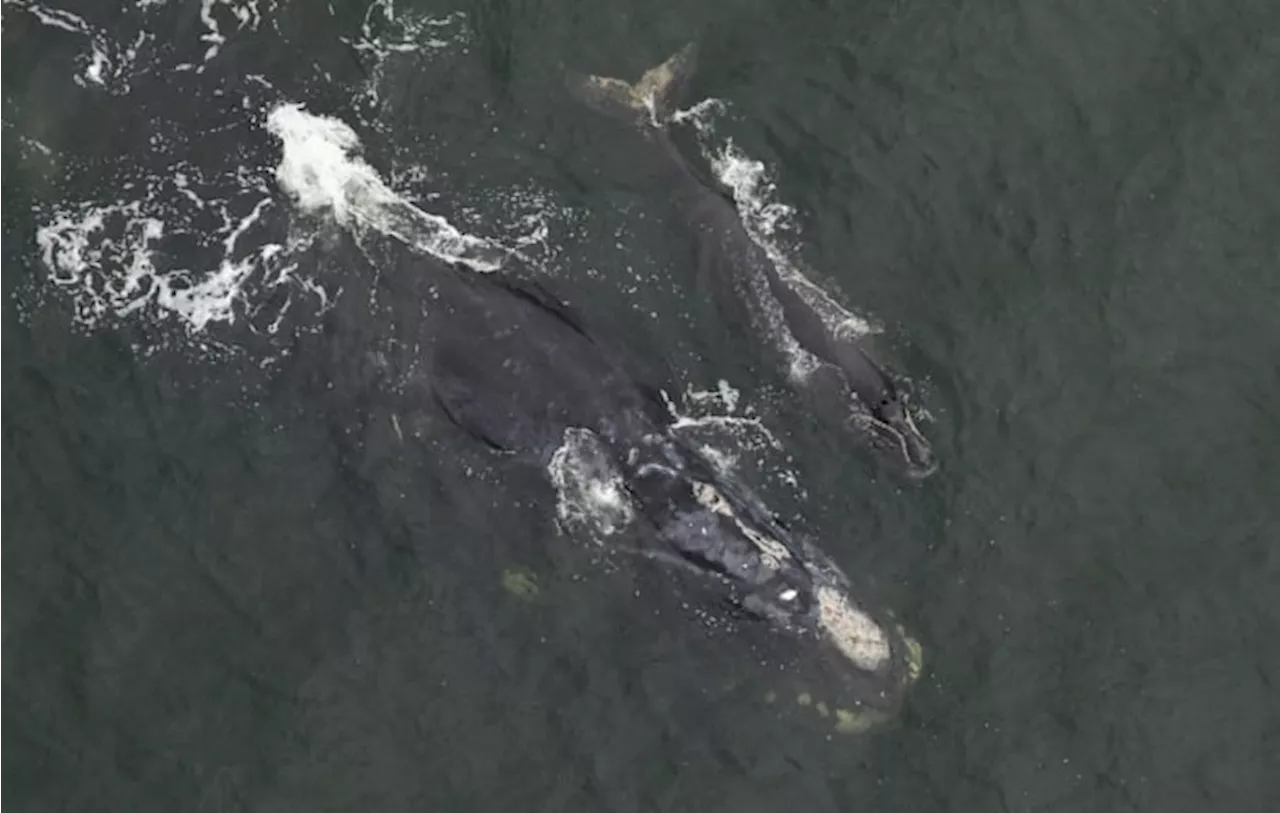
[568,45,938,479]
[421,263,920,726]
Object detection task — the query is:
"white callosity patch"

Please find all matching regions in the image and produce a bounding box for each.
[265,103,510,272]
[815,584,891,672]
[690,481,792,571]
[548,428,636,543]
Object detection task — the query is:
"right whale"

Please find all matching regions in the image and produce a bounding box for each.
[415,260,922,732]
[568,44,938,479]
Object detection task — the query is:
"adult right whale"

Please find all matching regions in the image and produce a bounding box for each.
[568,45,938,478]
[412,261,922,733]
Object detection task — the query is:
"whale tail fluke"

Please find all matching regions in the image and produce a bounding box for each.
[567,42,698,128]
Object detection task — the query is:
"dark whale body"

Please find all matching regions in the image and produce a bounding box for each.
[568,45,938,478]
[415,262,919,724]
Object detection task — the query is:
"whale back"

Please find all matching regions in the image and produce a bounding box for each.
[429,270,666,458]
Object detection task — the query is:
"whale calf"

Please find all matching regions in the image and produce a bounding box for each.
[411,259,920,728]
[568,45,937,478]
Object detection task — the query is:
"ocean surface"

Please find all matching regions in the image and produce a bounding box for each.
[4,1,1278,811]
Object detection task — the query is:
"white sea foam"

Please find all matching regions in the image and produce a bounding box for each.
[10,1,153,93]
[343,2,468,86]
[197,0,276,63]
[22,7,548,349]
[266,103,509,272]
[330,2,577,274]
[33,165,324,336]
[674,99,881,386]
[17,7,807,552]
[660,386,809,503]
[547,428,636,543]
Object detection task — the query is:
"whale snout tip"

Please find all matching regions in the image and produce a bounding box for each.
[901,432,938,479]
[860,407,938,479]
[793,603,923,734]
[885,402,938,479]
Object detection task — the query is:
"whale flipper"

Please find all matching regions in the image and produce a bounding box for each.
[567,43,698,127]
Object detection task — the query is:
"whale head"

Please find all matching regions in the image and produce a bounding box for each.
[623,439,921,727]
[860,383,937,479]
[824,341,937,479]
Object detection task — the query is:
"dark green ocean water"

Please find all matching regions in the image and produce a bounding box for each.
[4,1,1278,811]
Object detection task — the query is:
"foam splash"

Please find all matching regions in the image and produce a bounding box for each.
[33,165,326,336]
[13,0,276,82]
[341,2,471,128]
[20,7,554,352]
[266,103,509,272]
[17,5,340,343]
[13,132,55,160]
[685,378,743,414]
[660,386,809,503]
[9,1,153,93]
[662,386,782,455]
[547,428,636,543]
[680,100,877,337]
[451,182,587,279]
[345,2,468,61]
[333,3,578,275]
[197,0,277,63]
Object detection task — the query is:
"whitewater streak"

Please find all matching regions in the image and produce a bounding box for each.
[675,99,878,343]
[265,103,510,272]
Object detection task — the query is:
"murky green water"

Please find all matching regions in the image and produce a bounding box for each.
[4,1,1278,810]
